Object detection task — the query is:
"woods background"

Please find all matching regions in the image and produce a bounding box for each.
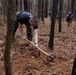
[0,0,76,75]
[0,0,76,20]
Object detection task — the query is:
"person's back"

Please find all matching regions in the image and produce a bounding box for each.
[13,11,33,39]
[67,11,72,17]
[16,11,32,24]
[67,11,73,19]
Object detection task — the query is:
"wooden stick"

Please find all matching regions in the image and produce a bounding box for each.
[25,38,50,56]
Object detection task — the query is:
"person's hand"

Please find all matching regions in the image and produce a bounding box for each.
[34,43,38,47]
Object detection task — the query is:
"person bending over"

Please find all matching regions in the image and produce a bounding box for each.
[13,11,38,46]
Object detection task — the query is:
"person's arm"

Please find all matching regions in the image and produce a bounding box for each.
[29,15,38,46]
[67,14,69,17]
[33,25,38,46]
[34,29,38,46]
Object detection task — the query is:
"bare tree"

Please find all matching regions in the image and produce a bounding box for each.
[38,0,41,19]
[71,0,76,19]
[41,0,44,23]
[24,0,28,11]
[15,0,18,11]
[4,0,15,75]
[2,0,7,18]
[48,0,58,49]
[20,0,22,10]
[44,0,48,18]
[72,55,76,75]
[58,0,63,32]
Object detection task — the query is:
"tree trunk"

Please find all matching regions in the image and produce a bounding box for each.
[48,0,58,49]
[4,0,15,75]
[2,0,7,19]
[71,0,74,13]
[20,0,22,10]
[41,0,44,23]
[38,0,41,19]
[58,0,63,32]
[72,56,76,75]
[28,0,30,12]
[44,0,48,18]
[71,0,76,19]
[24,0,28,11]
[15,0,18,11]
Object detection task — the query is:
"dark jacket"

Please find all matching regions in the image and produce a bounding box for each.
[15,11,32,25]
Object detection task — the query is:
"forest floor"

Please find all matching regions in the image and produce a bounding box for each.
[0,17,76,75]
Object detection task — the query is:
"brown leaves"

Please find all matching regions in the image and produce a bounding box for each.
[0,18,76,75]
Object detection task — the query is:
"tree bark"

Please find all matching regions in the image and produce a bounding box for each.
[72,56,76,75]
[58,0,63,32]
[4,0,15,75]
[20,0,22,10]
[44,0,48,18]
[41,0,44,23]
[48,0,58,49]
[24,0,28,11]
[38,0,41,19]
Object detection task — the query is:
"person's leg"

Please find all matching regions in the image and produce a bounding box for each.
[68,19,70,26]
[67,17,70,26]
[68,21,70,26]
[26,24,33,41]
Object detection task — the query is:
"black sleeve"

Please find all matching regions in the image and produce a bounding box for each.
[33,25,38,29]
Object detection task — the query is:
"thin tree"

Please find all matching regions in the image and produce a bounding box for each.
[71,0,76,19]
[24,0,28,11]
[74,1,76,33]
[48,0,58,49]
[15,0,18,11]
[74,1,76,19]
[58,0,63,32]
[38,0,41,19]
[4,0,15,75]
[20,0,22,10]
[71,1,76,73]
[72,55,76,75]
[41,0,44,23]
[28,0,30,12]
[2,0,7,19]
[71,0,74,13]
[44,0,48,18]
